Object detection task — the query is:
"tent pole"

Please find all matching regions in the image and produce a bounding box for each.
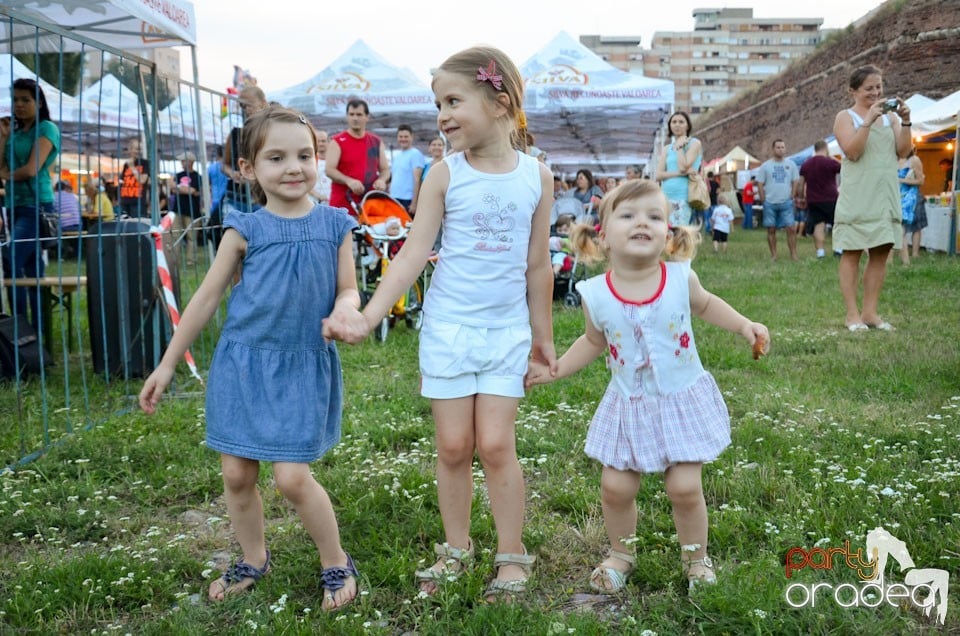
[191,45,210,213]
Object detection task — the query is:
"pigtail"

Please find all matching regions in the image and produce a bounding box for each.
[514,113,529,152]
[665,224,701,261]
[568,223,604,265]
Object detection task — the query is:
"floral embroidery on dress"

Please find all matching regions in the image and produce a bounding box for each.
[605,327,625,373]
[669,311,695,363]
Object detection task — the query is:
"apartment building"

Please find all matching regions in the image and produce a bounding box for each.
[581,8,826,115]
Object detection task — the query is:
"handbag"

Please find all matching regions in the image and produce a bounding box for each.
[38,210,60,246]
[688,173,710,211]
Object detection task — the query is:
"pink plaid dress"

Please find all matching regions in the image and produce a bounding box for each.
[577,262,730,473]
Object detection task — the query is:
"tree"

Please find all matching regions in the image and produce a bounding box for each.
[15,53,83,95]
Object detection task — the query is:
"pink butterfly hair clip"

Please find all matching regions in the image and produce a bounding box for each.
[477,60,503,91]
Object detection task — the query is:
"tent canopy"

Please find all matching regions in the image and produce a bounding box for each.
[0,53,78,118]
[0,0,196,54]
[520,31,674,174]
[703,145,760,172]
[912,89,960,135]
[268,39,436,137]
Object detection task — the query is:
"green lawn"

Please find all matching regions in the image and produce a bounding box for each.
[1,228,958,635]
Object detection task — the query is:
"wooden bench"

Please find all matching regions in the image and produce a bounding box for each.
[2,276,87,351]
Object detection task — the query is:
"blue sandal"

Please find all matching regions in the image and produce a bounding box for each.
[321,553,360,611]
[210,549,271,601]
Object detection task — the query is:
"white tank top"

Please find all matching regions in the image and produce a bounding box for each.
[423,150,542,327]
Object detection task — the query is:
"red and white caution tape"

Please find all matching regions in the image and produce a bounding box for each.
[153,214,203,384]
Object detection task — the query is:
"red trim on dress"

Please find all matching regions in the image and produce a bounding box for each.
[605,261,666,306]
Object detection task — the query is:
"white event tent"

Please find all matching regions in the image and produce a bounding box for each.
[78,73,147,135]
[268,39,436,137]
[520,31,675,174]
[0,53,79,120]
[911,89,960,136]
[1,1,202,160]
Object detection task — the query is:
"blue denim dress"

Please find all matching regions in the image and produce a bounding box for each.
[205,205,356,462]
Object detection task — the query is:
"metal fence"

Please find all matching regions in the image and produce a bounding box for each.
[1,11,235,469]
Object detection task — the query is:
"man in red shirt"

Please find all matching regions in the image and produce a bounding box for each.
[798,140,841,258]
[742,176,758,230]
[326,99,390,213]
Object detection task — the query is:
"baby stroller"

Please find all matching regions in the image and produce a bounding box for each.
[551,237,588,308]
[348,191,425,342]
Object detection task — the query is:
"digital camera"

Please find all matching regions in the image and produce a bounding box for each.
[881,98,899,112]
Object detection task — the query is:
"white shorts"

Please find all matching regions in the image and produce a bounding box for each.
[419,316,531,399]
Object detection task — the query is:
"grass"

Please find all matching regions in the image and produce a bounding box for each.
[1,228,959,635]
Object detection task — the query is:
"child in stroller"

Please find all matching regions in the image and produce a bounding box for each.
[551,213,600,307]
[349,190,424,341]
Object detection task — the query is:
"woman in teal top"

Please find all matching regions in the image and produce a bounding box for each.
[656,111,702,227]
[0,78,61,333]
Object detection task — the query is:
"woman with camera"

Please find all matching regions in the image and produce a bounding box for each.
[0,78,60,334]
[832,65,912,332]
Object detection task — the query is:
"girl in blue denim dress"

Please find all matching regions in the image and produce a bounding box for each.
[139,106,361,611]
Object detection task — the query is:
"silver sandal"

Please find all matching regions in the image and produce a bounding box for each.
[589,549,636,593]
[414,540,474,592]
[484,547,536,602]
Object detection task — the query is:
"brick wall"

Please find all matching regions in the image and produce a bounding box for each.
[693,0,960,162]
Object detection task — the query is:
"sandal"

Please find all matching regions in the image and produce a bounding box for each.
[321,553,360,612]
[589,549,636,593]
[484,548,536,602]
[209,549,271,602]
[682,555,717,591]
[414,540,474,593]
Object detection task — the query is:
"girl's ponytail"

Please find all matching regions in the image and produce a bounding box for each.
[568,223,603,265]
[665,224,701,260]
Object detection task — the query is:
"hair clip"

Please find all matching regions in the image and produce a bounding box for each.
[477,60,503,91]
[517,111,527,130]
[298,114,307,124]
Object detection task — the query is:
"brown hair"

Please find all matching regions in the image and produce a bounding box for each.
[240,105,318,205]
[597,180,701,261]
[434,46,527,151]
[849,64,882,90]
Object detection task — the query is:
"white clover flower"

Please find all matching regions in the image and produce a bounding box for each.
[752,609,767,619]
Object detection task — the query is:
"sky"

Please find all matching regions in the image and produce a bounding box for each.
[184,0,885,94]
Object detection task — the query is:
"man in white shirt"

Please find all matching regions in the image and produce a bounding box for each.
[389,124,425,213]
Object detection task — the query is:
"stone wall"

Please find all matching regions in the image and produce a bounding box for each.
[693,0,960,161]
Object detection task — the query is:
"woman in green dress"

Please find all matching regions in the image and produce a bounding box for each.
[832,65,913,332]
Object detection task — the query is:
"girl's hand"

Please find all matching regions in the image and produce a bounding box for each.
[524,360,553,388]
[673,135,688,149]
[530,338,558,377]
[139,366,175,414]
[322,305,370,344]
[741,321,770,357]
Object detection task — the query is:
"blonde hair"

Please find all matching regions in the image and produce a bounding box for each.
[568,223,603,265]
[597,180,701,261]
[240,105,318,205]
[434,46,527,151]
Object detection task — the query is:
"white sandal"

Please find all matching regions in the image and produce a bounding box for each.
[682,555,717,591]
[484,548,536,602]
[414,540,474,592]
[589,549,635,593]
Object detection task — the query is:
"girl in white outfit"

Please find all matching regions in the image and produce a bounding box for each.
[527,180,769,593]
[323,46,556,601]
